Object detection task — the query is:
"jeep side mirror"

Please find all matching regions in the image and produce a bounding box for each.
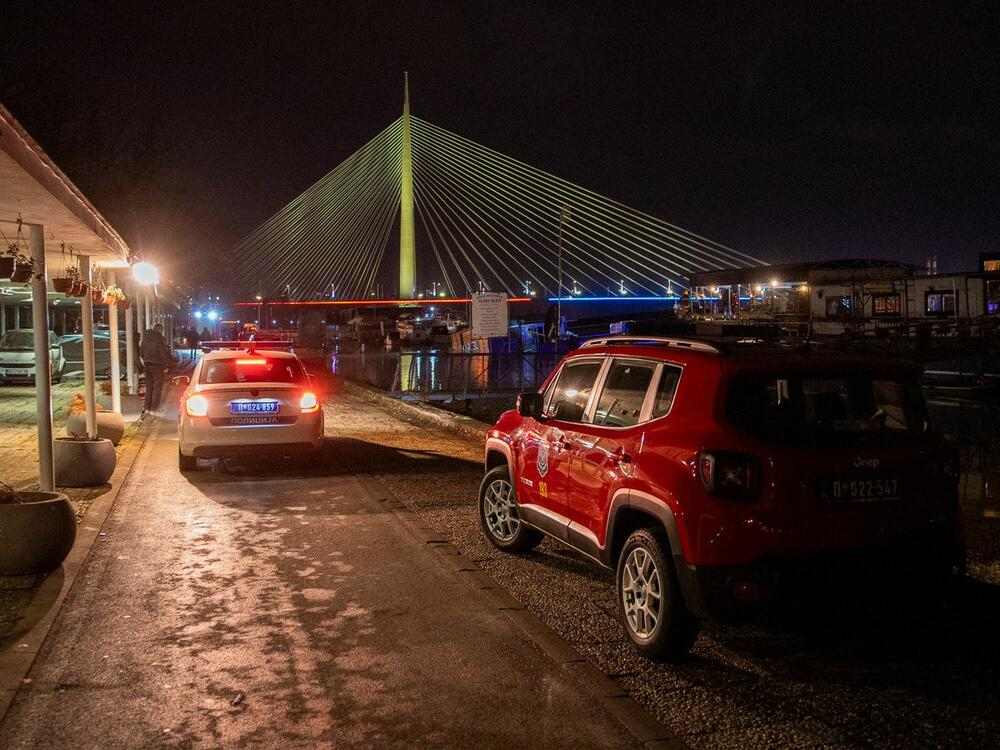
[172,375,190,386]
[517,392,544,418]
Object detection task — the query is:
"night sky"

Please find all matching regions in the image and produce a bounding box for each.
[2,2,997,291]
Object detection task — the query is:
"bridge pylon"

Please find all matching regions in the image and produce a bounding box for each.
[399,73,416,299]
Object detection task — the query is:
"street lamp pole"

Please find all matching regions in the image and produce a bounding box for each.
[556,207,569,339]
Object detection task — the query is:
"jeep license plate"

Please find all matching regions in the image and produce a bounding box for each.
[819,477,899,502]
[230,400,279,414]
[3,369,28,377]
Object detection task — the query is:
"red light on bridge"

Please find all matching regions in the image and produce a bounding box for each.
[233,298,532,307]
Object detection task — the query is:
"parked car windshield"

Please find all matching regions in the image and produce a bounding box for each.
[726,374,929,441]
[200,357,305,384]
[0,331,36,350]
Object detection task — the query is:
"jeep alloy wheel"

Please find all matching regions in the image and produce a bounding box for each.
[478,466,543,553]
[616,527,700,659]
[621,546,661,637]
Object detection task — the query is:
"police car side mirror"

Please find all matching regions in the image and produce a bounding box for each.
[172,375,190,386]
[517,392,544,419]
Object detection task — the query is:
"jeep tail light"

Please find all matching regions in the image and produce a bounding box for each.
[185,393,209,417]
[299,391,319,413]
[698,451,758,498]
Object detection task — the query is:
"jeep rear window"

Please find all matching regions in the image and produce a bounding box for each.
[725,374,929,440]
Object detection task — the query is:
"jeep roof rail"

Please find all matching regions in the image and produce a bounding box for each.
[579,336,721,354]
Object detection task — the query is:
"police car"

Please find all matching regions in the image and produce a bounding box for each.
[176,346,323,470]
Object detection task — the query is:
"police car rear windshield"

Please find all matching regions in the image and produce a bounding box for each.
[726,374,929,441]
[200,358,305,384]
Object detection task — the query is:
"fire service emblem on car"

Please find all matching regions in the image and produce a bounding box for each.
[537,439,550,478]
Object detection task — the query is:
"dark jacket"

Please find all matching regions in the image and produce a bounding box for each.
[140,329,171,366]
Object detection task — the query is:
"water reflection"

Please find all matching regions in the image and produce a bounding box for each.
[328,348,558,395]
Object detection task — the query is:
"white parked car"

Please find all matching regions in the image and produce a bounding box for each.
[177,348,324,470]
[0,330,66,384]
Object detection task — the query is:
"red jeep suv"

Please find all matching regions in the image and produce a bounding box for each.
[479,336,963,659]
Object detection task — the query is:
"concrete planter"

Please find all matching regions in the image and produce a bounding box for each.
[0,491,76,576]
[97,393,145,422]
[54,437,116,487]
[66,410,125,446]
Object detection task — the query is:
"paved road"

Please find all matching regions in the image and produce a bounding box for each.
[0,396,643,748]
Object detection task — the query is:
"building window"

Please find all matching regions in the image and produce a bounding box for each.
[872,293,901,317]
[925,290,957,316]
[987,280,1000,315]
[825,295,853,319]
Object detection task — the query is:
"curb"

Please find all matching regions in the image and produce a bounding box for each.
[0,415,156,723]
[364,477,691,750]
[341,380,495,443]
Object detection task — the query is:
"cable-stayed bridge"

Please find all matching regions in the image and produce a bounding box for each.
[229,79,766,302]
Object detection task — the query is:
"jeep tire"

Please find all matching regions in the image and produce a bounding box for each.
[478,465,543,553]
[616,526,700,660]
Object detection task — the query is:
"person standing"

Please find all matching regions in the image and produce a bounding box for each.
[140,323,171,413]
[188,326,200,359]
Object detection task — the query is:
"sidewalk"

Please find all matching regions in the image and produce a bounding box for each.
[0,383,144,640]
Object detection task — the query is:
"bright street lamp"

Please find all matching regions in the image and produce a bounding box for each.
[132,261,159,286]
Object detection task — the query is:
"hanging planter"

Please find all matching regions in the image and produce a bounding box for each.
[104,285,127,306]
[52,244,80,294]
[0,256,14,279]
[10,260,34,283]
[71,280,88,297]
[52,277,75,293]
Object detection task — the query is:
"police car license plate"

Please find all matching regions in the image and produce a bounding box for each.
[230,400,279,415]
[819,476,899,502]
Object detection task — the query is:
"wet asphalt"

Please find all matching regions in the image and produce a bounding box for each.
[0,394,639,749]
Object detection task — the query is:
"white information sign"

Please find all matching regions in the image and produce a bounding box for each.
[471,292,509,338]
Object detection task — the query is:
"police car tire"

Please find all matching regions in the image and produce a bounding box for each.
[616,527,700,661]
[178,448,198,472]
[479,466,543,553]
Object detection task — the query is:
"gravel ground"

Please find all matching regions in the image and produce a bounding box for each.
[327,386,1000,750]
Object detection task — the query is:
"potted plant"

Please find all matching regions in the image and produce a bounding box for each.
[105,285,127,306]
[71,279,88,297]
[6,244,35,283]
[0,247,15,279]
[0,482,76,576]
[52,266,80,294]
[65,392,125,446]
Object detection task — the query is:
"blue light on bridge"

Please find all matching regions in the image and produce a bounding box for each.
[547,296,727,302]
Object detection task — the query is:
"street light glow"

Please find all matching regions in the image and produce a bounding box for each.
[193,311,203,319]
[132,261,159,286]
[207,310,219,321]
